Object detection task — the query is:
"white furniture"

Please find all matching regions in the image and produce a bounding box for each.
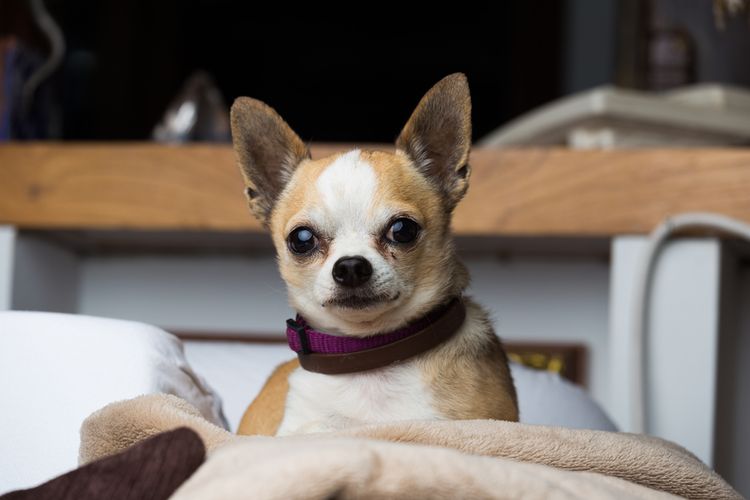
[0,311,224,494]
[479,84,750,148]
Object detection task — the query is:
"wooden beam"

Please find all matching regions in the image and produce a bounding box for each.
[457,148,750,236]
[1,143,750,236]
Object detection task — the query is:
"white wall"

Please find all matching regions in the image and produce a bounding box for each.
[77,252,612,407]
[609,237,725,467]
[11,235,80,313]
[78,254,293,333]
[465,255,610,406]
[0,227,16,310]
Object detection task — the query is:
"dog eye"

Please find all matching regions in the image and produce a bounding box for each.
[287,227,318,254]
[386,218,420,244]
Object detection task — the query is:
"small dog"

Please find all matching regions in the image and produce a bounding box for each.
[232,74,518,436]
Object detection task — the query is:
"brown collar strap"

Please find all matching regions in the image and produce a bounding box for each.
[290,298,466,375]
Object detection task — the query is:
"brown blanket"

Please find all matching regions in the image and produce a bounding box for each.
[80,394,740,499]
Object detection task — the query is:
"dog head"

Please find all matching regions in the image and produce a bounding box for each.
[231,74,471,336]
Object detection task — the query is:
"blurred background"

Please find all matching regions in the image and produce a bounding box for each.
[2,0,750,496]
[2,0,749,142]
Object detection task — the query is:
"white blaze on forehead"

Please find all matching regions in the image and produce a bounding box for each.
[315,150,378,231]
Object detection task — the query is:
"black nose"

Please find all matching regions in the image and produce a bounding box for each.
[332,256,373,287]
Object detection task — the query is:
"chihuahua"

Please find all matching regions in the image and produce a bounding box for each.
[232,74,518,436]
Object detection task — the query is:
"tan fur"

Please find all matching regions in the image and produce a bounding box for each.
[237,359,299,436]
[396,73,472,210]
[232,74,518,436]
[419,300,518,421]
[230,97,310,225]
[269,149,468,337]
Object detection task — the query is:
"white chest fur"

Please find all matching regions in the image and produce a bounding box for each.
[275,360,440,436]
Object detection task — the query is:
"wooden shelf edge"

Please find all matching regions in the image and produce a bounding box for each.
[2,143,750,237]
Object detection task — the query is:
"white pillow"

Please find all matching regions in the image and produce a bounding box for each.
[510,362,616,431]
[0,311,226,495]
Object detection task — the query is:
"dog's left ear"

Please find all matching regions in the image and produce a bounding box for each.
[396,73,472,210]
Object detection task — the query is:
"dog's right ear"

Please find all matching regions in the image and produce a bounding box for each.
[230,97,310,225]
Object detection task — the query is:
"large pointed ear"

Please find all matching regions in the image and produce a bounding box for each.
[230,97,310,225]
[396,73,472,210]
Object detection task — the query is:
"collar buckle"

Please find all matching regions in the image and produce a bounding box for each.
[286,318,312,354]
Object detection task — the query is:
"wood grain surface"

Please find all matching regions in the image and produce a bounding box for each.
[2,143,749,236]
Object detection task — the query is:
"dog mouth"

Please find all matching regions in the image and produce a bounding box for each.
[324,292,400,310]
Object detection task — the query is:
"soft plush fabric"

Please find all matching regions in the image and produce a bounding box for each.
[1,427,205,500]
[80,394,740,499]
[183,340,617,432]
[176,434,672,500]
[0,312,226,495]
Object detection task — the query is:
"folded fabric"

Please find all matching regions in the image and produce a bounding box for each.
[81,394,740,499]
[2,427,204,500]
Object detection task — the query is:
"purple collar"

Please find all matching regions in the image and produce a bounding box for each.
[285,298,466,374]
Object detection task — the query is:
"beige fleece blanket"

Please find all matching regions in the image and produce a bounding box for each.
[80,394,740,500]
